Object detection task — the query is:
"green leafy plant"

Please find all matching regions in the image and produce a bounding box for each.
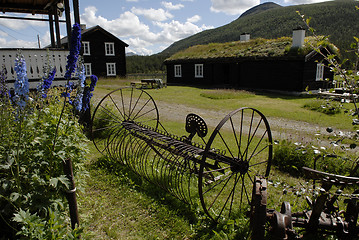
[0,23,97,239]
[0,93,88,239]
[303,98,342,115]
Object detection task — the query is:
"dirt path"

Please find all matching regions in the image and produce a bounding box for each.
[154,100,331,143]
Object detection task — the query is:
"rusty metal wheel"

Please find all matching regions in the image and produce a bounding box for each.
[91,87,159,155]
[198,107,272,222]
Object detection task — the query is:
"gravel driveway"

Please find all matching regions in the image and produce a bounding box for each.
[154,100,328,143]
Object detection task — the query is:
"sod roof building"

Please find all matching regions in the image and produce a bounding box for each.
[164,30,336,92]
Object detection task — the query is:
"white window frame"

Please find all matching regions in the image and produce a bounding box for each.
[316,63,324,81]
[84,63,92,76]
[174,65,182,77]
[105,42,115,56]
[195,64,204,78]
[106,63,116,76]
[83,41,90,55]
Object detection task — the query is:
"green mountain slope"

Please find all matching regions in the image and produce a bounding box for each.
[240,2,282,18]
[160,1,359,59]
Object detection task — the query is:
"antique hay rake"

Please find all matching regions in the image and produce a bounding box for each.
[91,87,273,222]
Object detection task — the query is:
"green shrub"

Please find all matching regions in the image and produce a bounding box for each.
[273,140,316,176]
[0,93,88,239]
[303,99,341,115]
[273,140,356,177]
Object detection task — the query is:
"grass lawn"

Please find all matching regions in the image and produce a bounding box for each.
[77,78,358,239]
[93,79,357,131]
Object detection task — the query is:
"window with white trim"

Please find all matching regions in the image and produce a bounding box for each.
[84,63,92,76]
[174,65,182,77]
[316,63,324,81]
[83,41,90,55]
[106,63,116,76]
[195,64,203,78]
[105,42,115,56]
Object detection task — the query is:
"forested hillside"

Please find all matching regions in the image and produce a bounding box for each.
[240,2,282,18]
[126,54,167,74]
[161,1,359,59]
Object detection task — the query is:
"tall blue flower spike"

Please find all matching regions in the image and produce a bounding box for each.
[81,75,98,112]
[13,52,29,110]
[73,62,86,112]
[41,67,56,98]
[64,23,81,81]
[62,23,82,104]
[0,64,8,98]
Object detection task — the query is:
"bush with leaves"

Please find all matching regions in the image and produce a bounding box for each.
[0,23,96,239]
[273,139,357,177]
[0,77,87,239]
[303,98,342,115]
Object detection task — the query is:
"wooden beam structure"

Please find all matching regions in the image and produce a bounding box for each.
[0,0,80,49]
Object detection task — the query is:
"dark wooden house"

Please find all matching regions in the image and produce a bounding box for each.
[60,25,129,78]
[165,31,335,92]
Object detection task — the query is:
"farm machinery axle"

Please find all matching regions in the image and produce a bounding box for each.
[91,87,359,239]
[91,87,272,222]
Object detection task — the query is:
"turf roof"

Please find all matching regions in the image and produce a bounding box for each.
[165,36,338,61]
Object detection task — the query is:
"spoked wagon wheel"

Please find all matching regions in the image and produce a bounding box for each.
[198,107,272,222]
[91,87,159,155]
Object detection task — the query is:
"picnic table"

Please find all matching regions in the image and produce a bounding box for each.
[131,78,165,89]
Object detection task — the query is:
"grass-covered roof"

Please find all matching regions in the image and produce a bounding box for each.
[165,36,339,62]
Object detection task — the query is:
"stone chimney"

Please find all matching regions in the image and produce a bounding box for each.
[240,33,250,42]
[292,27,305,48]
[80,24,86,31]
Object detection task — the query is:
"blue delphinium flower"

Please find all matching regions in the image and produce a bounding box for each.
[62,23,81,106]
[13,53,29,110]
[89,74,98,92]
[64,23,81,80]
[41,67,56,98]
[73,62,86,112]
[0,64,8,98]
[81,75,98,112]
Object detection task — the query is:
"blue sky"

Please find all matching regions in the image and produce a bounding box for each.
[0,0,331,55]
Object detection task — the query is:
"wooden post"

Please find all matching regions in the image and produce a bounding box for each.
[64,0,72,49]
[73,0,81,25]
[63,158,80,230]
[54,10,62,48]
[48,14,56,48]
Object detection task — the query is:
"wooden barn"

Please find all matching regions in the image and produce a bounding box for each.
[58,25,129,78]
[164,30,335,92]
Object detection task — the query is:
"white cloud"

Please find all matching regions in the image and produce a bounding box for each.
[154,20,213,43]
[126,37,154,55]
[0,30,8,37]
[161,2,185,10]
[81,6,213,55]
[40,31,51,48]
[0,37,37,48]
[126,0,138,2]
[81,6,152,38]
[187,15,201,23]
[131,7,173,21]
[0,17,28,30]
[0,13,46,30]
[210,0,260,15]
